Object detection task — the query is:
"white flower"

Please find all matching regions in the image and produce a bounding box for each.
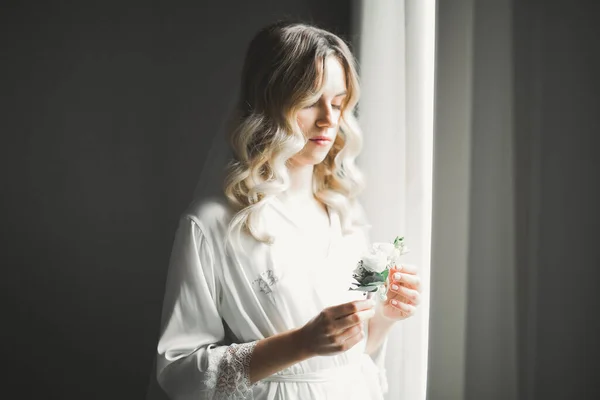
[350,236,410,296]
[360,241,411,273]
[396,243,409,256]
[360,243,393,273]
[360,253,387,274]
[372,242,396,255]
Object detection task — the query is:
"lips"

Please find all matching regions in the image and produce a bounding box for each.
[309,136,332,147]
[309,136,332,142]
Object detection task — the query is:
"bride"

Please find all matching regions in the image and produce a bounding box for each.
[152,20,422,400]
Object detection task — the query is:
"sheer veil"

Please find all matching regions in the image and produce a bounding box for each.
[191,109,236,204]
[145,101,237,400]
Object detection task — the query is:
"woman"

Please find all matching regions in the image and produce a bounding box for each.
[155,21,422,400]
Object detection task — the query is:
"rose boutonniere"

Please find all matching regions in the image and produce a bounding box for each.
[349,236,409,300]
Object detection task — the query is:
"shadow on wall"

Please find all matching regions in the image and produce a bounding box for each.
[1,1,354,399]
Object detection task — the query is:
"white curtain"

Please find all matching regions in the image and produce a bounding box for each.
[356,1,436,399]
[426,0,518,398]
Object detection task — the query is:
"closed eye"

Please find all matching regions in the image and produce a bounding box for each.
[304,101,343,110]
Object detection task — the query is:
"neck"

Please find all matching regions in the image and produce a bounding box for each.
[279,162,316,205]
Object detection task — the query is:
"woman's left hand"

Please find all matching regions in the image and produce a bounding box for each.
[380,264,422,321]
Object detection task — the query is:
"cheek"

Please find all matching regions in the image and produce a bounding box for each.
[333,110,341,121]
[296,110,315,128]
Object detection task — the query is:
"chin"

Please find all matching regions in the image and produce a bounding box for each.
[307,152,330,165]
[291,150,331,167]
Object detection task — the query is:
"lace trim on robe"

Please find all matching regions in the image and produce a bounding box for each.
[204,341,259,399]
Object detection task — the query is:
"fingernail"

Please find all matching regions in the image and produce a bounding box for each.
[394,273,401,281]
[391,299,398,306]
[391,284,399,291]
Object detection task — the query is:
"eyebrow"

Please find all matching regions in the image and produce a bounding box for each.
[334,91,348,97]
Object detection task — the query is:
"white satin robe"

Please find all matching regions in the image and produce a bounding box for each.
[155,196,388,400]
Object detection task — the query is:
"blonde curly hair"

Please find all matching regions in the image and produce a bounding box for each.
[224,21,365,244]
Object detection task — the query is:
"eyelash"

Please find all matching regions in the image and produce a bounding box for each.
[306,103,342,110]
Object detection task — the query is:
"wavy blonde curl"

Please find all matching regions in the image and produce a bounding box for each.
[223,21,366,245]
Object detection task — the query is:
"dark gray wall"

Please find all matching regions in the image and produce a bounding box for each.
[514,0,600,398]
[1,1,352,399]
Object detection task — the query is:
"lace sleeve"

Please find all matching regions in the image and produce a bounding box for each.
[156,215,260,400]
[204,341,259,399]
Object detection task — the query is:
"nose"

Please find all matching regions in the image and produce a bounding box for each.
[316,104,338,129]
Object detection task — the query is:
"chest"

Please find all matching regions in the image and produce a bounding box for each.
[265,199,331,258]
[293,209,332,259]
[218,211,368,329]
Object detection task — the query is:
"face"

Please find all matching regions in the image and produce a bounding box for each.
[291,56,347,167]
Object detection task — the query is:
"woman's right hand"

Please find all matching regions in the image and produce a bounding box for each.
[295,299,376,357]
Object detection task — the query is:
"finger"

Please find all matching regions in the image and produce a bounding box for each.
[396,263,418,275]
[385,290,414,306]
[328,324,364,353]
[387,284,421,305]
[336,324,363,343]
[391,272,421,289]
[343,325,365,347]
[334,308,375,331]
[330,299,375,319]
[388,298,417,316]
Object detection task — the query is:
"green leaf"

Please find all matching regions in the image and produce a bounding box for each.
[381,269,389,281]
[361,274,384,285]
[393,236,405,247]
[349,286,379,292]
